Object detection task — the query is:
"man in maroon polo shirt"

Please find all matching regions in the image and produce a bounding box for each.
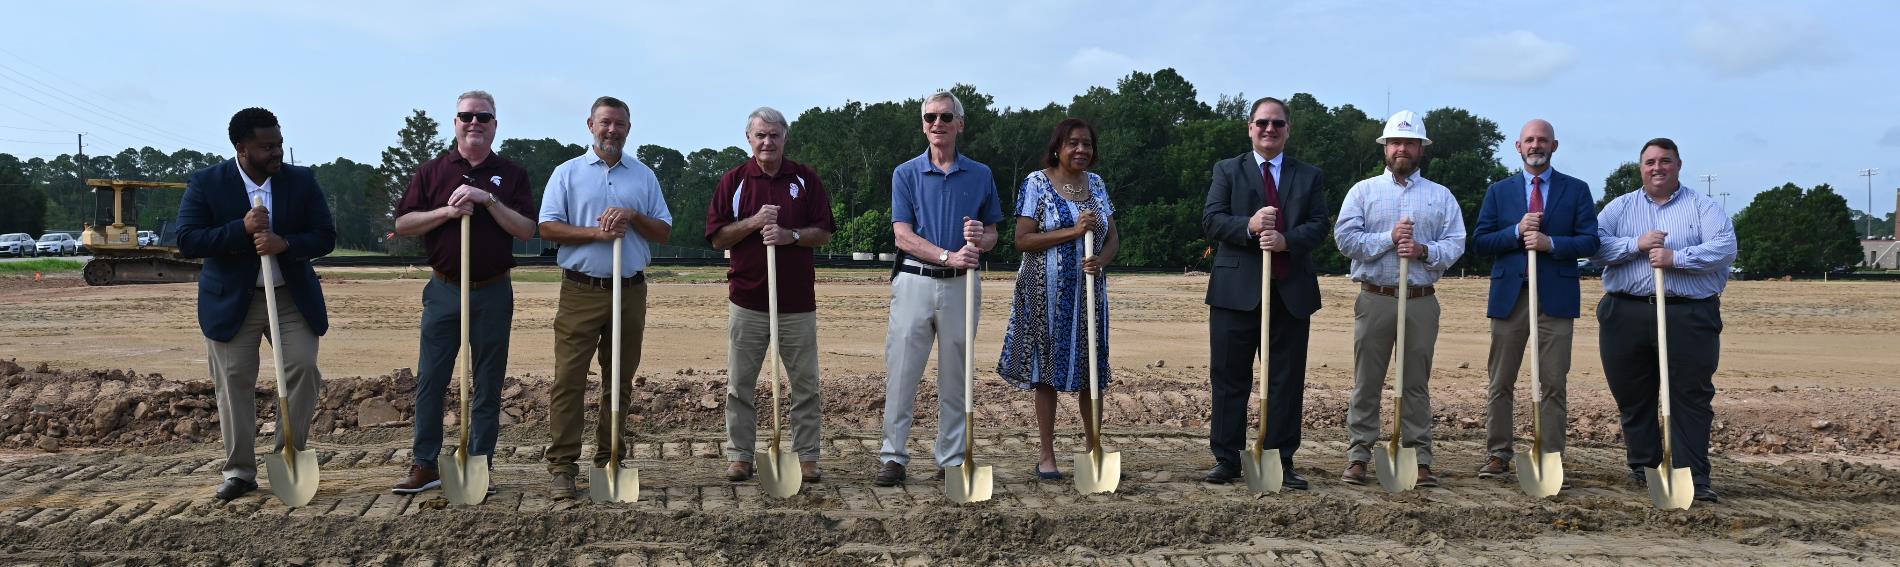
[389,90,538,494]
[706,106,837,483]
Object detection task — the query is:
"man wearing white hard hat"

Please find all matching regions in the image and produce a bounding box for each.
[1332,110,1467,488]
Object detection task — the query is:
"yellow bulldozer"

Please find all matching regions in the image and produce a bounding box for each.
[78,179,202,286]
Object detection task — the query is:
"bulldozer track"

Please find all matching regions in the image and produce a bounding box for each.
[2,431,1894,565]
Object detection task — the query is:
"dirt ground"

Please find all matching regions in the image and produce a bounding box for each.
[0,268,1897,565]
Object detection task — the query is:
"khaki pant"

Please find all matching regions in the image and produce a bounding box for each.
[208,292,321,482]
[1485,288,1572,460]
[879,269,979,468]
[1346,291,1439,465]
[546,278,644,476]
[725,303,824,462]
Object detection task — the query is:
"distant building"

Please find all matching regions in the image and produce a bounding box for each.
[1864,238,1900,269]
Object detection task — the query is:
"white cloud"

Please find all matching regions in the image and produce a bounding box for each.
[1452,31,1577,86]
[1066,47,1145,84]
[1686,7,1830,77]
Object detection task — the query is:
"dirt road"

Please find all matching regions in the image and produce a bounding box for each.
[0,270,1896,564]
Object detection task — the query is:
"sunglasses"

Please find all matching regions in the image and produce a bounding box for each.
[456,112,496,124]
[1252,118,1288,129]
[923,112,958,124]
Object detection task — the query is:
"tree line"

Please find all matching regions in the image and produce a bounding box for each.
[0,68,1871,274]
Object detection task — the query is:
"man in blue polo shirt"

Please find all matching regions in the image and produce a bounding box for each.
[535,95,673,499]
[874,90,1004,487]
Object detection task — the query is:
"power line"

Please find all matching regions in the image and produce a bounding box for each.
[0,137,70,145]
[0,48,226,152]
[0,124,79,134]
[0,72,218,154]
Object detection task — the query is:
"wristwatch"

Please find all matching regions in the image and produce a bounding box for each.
[938,250,951,264]
[791,228,802,244]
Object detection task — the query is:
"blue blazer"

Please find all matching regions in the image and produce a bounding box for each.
[1471,169,1599,319]
[176,159,336,342]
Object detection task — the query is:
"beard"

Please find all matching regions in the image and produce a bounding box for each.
[1385,155,1417,177]
[1522,152,1549,169]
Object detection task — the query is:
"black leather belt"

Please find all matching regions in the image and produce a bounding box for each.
[1609,292,1717,305]
[897,263,966,279]
[564,268,645,289]
[1361,282,1435,298]
[434,269,510,290]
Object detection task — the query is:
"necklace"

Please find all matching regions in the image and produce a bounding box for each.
[1052,174,1088,202]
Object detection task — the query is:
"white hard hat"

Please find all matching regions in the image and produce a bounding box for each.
[1376,110,1432,146]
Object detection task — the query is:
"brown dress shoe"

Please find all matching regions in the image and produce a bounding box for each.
[1341,461,1370,485]
[1416,465,1441,488]
[801,461,822,483]
[1476,456,1510,479]
[873,461,906,486]
[726,461,754,482]
[392,464,441,494]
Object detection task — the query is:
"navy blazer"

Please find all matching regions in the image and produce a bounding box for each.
[1471,168,1599,319]
[176,159,336,342]
[1201,152,1331,318]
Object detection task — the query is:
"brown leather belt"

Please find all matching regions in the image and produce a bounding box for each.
[564,268,645,290]
[1362,282,1435,299]
[433,269,510,290]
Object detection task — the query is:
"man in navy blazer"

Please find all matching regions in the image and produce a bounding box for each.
[1470,119,1599,479]
[176,107,336,501]
[1200,97,1331,489]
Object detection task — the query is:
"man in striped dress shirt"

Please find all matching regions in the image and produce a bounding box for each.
[1590,137,1735,504]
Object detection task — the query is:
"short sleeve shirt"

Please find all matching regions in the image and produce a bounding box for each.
[395,152,535,281]
[705,159,837,313]
[536,149,673,277]
[890,151,1004,254]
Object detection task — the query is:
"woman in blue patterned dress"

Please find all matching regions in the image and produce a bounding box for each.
[997,118,1119,480]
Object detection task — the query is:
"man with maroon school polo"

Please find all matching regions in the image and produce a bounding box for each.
[389,90,537,495]
[707,106,837,484]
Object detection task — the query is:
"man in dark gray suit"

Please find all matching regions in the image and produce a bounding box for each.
[1200,96,1332,489]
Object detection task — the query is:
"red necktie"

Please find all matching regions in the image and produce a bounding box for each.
[1530,176,1545,214]
[1262,162,1288,280]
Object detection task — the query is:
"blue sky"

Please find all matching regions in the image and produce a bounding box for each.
[3,0,1895,220]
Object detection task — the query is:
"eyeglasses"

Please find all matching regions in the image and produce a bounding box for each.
[1252,118,1288,130]
[923,113,958,124]
[456,112,495,124]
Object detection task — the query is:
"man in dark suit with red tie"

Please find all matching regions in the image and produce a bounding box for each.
[1200,97,1331,489]
[1470,119,1599,479]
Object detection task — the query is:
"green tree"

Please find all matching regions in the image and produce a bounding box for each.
[1597,162,1640,209]
[0,155,47,236]
[313,158,379,251]
[1734,183,1861,274]
[500,137,588,207]
[372,110,447,255]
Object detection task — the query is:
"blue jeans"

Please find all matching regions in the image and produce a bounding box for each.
[412,275,511,469]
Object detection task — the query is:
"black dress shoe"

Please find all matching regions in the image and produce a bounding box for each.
[1204,462,1241,484]
[215,477,257,501]
[1694,486,1720,503]
[1628,468,1647,487]
[1283,469,1310,490]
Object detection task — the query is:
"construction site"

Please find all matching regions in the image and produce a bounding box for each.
[1,270,1895,565]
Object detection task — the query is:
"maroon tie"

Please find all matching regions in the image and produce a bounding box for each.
[1262,162,1288,280]
[1530,176,1545,214]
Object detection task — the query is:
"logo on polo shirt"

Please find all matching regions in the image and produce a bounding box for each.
[790,182,801,199]
[491,175,503,187]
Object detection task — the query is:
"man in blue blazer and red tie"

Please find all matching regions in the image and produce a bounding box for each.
[1470,119,1598,480]
[176,107,336,501]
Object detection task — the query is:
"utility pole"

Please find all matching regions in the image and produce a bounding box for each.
[76,133,86,182]
[1860,169,1880,238]
[1698,174,1717,208]
[1718,192,1730,211]
[289,147,296,166]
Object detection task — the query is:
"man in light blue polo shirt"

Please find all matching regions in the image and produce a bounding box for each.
[873,90,1005,487]
[535,95,673,499]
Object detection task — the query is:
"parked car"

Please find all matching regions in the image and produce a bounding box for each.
[36,233,80,256]
[138,231,157,247]
[0,233,36,257]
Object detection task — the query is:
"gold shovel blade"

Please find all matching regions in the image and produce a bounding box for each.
[1373,446,1419,493]
[1514,450,1565,498]
[440,451,490,505]
[1071,449,1122,495]
[1239,448,1283,494]
[262,448,319,508]
[588,463,641,503]
[1645,465,1694,510]
[943,464,994,504]
[757,444,803,499]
